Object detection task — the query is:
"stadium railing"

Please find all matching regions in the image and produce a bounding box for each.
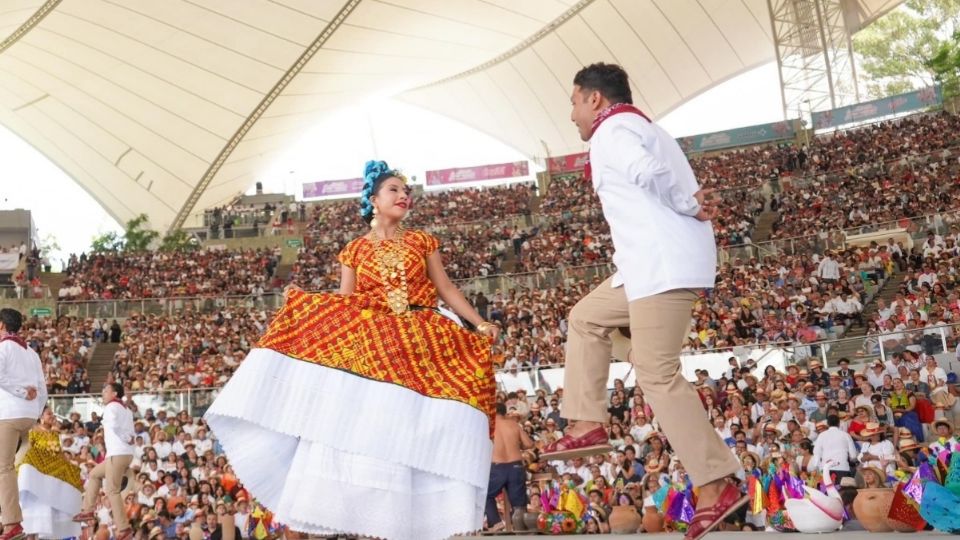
[56,293,284,318]
[0,284,51,299]
[41,324,958,413]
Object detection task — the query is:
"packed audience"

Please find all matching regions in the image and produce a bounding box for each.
[59,249,282,301]
[19,315,97,394]
[770,145,960,241]
[108,308,272,393]
[48,403,261,540]
[489,346,960,532]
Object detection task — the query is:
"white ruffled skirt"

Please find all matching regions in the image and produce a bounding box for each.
[18,464,82,539]
[204,348,493,540]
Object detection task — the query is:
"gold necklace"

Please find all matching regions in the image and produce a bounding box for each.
[373,226,408,315]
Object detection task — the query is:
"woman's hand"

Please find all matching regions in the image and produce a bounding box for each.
[283,283,303,300]
[477,321,500,341]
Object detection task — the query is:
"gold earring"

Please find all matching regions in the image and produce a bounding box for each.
[370,207,379,228]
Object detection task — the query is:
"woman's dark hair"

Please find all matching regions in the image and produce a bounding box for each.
[573,63,632,105]
[359,160,407,224]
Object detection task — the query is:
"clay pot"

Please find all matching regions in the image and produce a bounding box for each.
[853,488,895,532]
[609,505,642,534]
[523,512,540,531]
[511,508,531,531]
[642,507,664,533]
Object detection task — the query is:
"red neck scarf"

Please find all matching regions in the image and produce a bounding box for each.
[0,334,27,349]
[583,103,651,182]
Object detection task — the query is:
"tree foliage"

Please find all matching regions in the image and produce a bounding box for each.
[122,214,159,252]
[90,231,124,253]
[89,213,159,252]
[927,31,960,99]
[159,229,199,252]
[853,0,960,98]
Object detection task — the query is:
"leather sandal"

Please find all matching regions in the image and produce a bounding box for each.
[540,426,612,460]
[684,481,749,540]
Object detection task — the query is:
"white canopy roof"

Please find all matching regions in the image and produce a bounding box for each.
[0,0,900,231]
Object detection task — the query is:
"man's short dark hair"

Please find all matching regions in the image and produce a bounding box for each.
[826,414,840,427]
[506,392,518,400]
[0,308,23,333]
[573,63,632,105]
[495,402,507,416]
[109,382,125,399]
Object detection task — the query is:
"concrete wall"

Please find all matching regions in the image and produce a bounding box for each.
[0,298,56,318]
[203,235,303,264]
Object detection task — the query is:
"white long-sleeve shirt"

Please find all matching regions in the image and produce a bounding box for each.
[817,258,841,280]
[590,111,716,301]
[0,337,46,420]
[102,400,135,457]
[811,426,858,472]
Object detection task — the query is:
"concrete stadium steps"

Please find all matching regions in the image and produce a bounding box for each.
[39,271,67,297]
[87,342,119,390]
[276,263,293,282]
[826,271,901,365]
[751,210,780,243]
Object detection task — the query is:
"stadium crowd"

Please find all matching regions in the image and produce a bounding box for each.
[21,110,960,536]
[58,250,282,301]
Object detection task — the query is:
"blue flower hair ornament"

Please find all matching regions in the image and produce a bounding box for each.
[359,160,406,220]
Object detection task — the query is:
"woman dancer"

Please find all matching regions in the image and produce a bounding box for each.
[205,161,498,540]
[17,407,82,539]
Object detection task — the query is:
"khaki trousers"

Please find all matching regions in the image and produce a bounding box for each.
[82,455,133,532]
[561,278,740,487]
[0,418,34,525]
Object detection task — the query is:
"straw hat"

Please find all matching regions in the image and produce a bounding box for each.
[741,451,762,468]
[644,431,663,444]
[859,422,883,438]
[809,360,823,369]
[898,437,921,453]
[934,419,954,433]
[148,527,163,540]
[859,466,888,487]
[771,389,787,403]
[815,421,828,433]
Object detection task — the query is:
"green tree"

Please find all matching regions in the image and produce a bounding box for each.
[122,213,159,251]
[159,229,199,252]
[853,0,960,98]
[37,233,60,258]
[90,231,124,253]
[927,31,960,99]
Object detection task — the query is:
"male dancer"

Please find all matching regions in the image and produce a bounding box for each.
[73,383,135,540]
[0,308,46,540]
[542,63,746,540]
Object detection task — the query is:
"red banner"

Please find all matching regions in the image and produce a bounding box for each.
[546,152,589,174]
[425,161,529,186]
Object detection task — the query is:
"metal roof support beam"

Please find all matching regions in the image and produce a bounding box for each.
[168,0,364,233]
[0,0,62,54]
[768,0,861,122]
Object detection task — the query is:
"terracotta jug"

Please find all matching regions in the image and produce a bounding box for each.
[609,505,642,534]
[523,512,540,531]
[852,488,895,532]
[642,507,664,533]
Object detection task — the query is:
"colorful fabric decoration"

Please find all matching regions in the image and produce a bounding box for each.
[887,482,926,531]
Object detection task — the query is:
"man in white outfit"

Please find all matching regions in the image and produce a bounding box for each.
[543,63,743,540]
[73,383,135,540]
[0,308,47,540]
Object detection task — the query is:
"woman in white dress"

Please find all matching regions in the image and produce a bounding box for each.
[17,407,83,539]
